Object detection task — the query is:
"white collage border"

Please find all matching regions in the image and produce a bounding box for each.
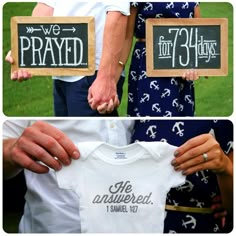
[0,0,235,235]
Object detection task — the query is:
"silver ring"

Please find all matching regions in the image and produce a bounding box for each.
[202,153,208,162]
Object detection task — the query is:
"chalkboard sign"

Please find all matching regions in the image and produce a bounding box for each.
[146,18,228,77]
[11,16,95,76]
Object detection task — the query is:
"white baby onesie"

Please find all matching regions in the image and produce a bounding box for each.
[56,141,186,233]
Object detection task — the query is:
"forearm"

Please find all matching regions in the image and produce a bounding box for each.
[98,11,128,81]
[115,37,133,83]
[115,6,137,83]
[32,3,54,16]
[3,139,23,180]
[216,151,233,215]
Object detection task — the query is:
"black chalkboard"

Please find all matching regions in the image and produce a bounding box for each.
[11,17,95,76]
[146,18,228,77]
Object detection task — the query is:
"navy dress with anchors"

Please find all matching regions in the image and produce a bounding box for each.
[128,2,199,117]
[132,120,233,233]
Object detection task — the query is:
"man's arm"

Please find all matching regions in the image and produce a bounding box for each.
[32,2,54,16]
[88,11,128,110]
[3,121,80,179]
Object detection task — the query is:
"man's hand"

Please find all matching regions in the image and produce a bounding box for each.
[3,121,80,178]
[96,96,120,114]
[5,50,32,82]
[88,75,119,112]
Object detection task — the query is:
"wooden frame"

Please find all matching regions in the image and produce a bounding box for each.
[11,16,95,76]
[146,18,228,77]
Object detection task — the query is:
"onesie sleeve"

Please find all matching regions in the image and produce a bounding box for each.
[161,143,186,188]
[141,141,186,189]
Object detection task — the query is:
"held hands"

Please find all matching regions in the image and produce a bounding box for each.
[171,133,231,176]
[95,96,120,114]
[88,75,120,114]
[5,50,32,81]
[5,121,80,174]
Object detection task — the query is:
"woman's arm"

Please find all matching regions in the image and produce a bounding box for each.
[171,134,233,214]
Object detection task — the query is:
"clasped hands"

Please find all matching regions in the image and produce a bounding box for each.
[87,76,120,114]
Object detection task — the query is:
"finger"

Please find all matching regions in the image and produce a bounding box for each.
[12,141,61,173]
[192,69,199,81]
[186,71,191,81]
[97,102,108,114]
[15,70,32,81]
[213,211,227,219]
[172,152,210,174]
[19,131,71,168]
[88,97,94,107]
[182,69,199,81]
[113,95,120,108]
[188,70,193,81]
[90,98,101,110]
[87,90,92,103]
[11,71,18,80]
[5,50,14,64]
[182,72,187,80]
[211,204,226,214]
[31,121,80,160]
[174,134,211,158]
[22,69,32,79]
[20,154,51,174]
[106,99,114,113]
[17,70,25,82]
[173,146,211,166]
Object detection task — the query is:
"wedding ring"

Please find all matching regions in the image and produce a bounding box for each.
[202,153,208,162]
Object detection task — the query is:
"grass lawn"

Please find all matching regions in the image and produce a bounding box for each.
[2,2,233,117]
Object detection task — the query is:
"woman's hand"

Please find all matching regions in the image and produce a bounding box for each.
[182,69,199,81]
[171,133,231,176]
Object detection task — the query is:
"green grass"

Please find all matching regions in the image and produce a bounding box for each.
[194,2,233,116]
[3,2,53,117]
[2,2,233,117]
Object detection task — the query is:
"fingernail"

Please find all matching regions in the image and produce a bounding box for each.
[174,151,179,157]
[171,159,176,165]
[72,150,80,159]
[56,164,62,171]
[175,165,181,171]
[64,159,71,165]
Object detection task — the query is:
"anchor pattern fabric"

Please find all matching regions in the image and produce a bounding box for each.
[132,119,233,233]
[128,2,199,117]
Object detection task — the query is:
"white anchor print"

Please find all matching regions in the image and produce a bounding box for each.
[182,215,196,229]
[146,125,157,139]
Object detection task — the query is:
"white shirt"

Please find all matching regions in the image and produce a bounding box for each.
[39,0,130,82]
[3,120,134,233]
[56,141,185,233]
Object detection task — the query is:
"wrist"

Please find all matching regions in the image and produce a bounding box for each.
[3,139,23,179]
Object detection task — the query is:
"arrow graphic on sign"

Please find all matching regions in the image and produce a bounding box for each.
[62,27,76,33]
[26,27,42,33]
